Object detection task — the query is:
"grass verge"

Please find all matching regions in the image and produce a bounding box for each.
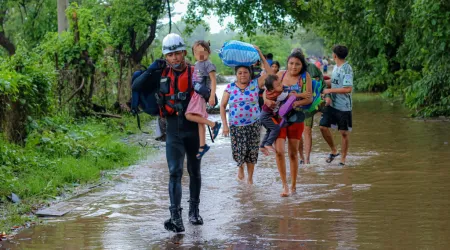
[0,113,153,233]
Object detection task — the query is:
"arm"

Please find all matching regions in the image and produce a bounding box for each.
[132,60,164,91]
[295,72,312,99]
[220,91,231,137]
[323,87,353,94]
[208,71,217,106]
[263,89,276,109]
[294,73,313,107]
[254,45,274,88]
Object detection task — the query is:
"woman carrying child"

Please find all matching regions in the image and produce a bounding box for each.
[265,52,312,197]
[259,74,290,155]
[185,40,222,159]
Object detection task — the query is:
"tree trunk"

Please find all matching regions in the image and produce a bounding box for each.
[1,97,27,144]
[0,8,16,55]
[57,0,69,33]
[117,52,124,104]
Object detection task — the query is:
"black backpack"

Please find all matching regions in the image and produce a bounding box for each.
[130,59,167,131]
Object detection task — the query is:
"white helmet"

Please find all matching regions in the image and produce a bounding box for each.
[162,33,186,55]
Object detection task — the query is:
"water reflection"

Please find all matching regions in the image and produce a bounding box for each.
[3,94,450,249]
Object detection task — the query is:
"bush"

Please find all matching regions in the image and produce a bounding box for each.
[0,46,55,143]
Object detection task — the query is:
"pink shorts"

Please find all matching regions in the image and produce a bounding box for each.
[185,93,208,118]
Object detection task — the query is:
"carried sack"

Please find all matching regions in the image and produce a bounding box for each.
[131,59,167,116]
[278,96,306,127]
[219,40,260,67]
[130,60,167,132]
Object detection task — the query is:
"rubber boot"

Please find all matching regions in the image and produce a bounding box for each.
[164,207,185,233]
[188,200,203,225]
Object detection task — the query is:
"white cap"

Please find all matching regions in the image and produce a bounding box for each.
[162,33,186,55]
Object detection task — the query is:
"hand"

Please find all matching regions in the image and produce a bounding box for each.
[265,99,276,109]
[293,101,301,108]
[208,96,216,107]
[325,97,332,106]
[253,45,261,52]
[289,92,297,98]
[303,91,312,99]
[322,89,331,95]
[222,125,230,137]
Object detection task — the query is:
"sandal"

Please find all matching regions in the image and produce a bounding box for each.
[211,122,222,141]
[326,153,340,163]
[196,144,210,159]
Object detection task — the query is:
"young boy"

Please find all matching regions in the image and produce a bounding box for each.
[259,74,289,155]
[319,45,353,166]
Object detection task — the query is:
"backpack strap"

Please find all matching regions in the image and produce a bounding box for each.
[299,72,307,92]
[179,64,193,116]
[281,71,287,81]
[135,112,149,134]
[157,67,171,117]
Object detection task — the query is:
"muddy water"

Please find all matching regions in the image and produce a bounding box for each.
[3,92,450,249]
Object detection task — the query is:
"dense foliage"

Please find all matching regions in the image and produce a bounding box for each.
[0,46,55,143]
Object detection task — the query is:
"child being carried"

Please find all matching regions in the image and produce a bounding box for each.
[259,74,292,155]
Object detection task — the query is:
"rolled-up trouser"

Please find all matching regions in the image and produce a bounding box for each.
[165,115,201,209]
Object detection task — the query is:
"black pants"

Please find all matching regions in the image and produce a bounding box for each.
[260,111,281,147]
[165,115,201,209]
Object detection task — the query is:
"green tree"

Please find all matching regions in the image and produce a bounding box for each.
[0,0,57,55]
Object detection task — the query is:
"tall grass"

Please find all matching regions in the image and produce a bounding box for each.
[0,114,153,232]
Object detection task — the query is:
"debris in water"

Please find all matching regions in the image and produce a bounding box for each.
[7,193,21,203]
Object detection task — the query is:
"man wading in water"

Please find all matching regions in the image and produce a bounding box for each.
[320,45,354,166]
[143,34,203,233]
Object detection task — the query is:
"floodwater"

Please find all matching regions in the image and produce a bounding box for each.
[2,89,450,249]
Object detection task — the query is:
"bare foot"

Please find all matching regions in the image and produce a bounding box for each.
[290,187,297,194]
[259,147,269,156]
[280,185,290,197]
[237,166,245,181]
[247,178,253,185]
[264,145,276,153]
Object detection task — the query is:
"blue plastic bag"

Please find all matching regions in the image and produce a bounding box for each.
[219,40,260,67]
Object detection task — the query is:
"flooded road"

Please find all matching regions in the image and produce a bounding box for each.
[2,91,450,249]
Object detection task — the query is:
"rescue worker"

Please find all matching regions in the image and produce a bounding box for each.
[148,33,203,232]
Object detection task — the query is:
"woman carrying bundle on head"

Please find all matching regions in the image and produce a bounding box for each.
[219,45,273,185]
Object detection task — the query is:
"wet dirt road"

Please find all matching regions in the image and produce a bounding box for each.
[2,93,450,249]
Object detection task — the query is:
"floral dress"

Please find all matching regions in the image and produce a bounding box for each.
[225,79,261,166]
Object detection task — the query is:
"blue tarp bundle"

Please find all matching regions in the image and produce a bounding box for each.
[219,40,260,67]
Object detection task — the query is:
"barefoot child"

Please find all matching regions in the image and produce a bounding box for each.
[259,74,290,155]
[185,40,222,159]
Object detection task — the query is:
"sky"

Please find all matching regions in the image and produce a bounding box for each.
[166,0,234,34]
